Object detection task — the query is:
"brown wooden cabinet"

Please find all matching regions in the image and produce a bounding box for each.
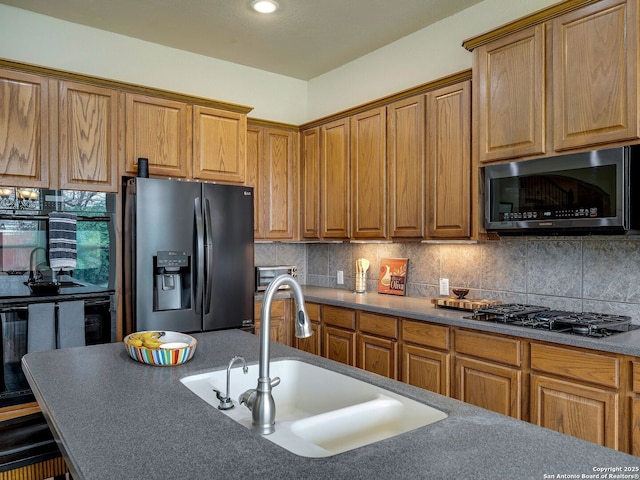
[193,105,246,183]
[357,311,398,379]
[322,305,356,366]
[247,122,298,240]
[320,118,350,239]
[58,81,118,192]
[254,299,290,346]
[530,343,620,450]
[426,80,471,238]
[386,96,425,238]
[124,93,191,178]
[0,68,50,188]
[631,361,640,456]
[552,0,639,150]
[472,0,639,162]
[350,107,387,239]
[295,302,322,355]
[454,329,523,419]
[300,127,321,239]
[400,320,450,396]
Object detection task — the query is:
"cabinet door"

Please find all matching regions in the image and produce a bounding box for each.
[300,127,321,239]
[323,325,356,367]
[401,344,450,396]
[263,127,297,240]
[58,81,118,192]
[193,106,247,183]
[357,333,397,379]
[254,299,290,345]
[350,107,386,239]
[552,0,638,150]
[386,96,425,238]
[246,125,263,238]
[124,93,191,178]
[295,322,322,356]
[0,69,49,188]
[475,25,545,162]
[531,374,619,449]
[455,356,522,419]
[320,118,350,239]
[426,80,471,238]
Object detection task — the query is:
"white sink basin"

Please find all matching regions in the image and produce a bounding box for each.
[180,359,447,457]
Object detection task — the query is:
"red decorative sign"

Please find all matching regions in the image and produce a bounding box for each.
[378,258,408,296]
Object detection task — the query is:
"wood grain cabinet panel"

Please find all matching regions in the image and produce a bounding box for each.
[58,81,118,192]
[193,105,246,183]
[474,25,545,162]
[632,361,640,456]
[552,0,639,150]
[323,325,356,367]
[124,93,191,178]
[358,333,397,380]
[350,107,387,239]
[0,68,50,188]
[386,96,425,238]
[401,343,450,396]
[455,329,521,367]
[295,302,322,355]
[300,127,321,239]
[246,125,263,237]
[320,118,350,239]
[455,355,522,419]
[254,299,290,345]
[426,80,471,238]
[530,374,619,449]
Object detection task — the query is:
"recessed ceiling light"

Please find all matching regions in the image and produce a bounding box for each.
[252,0,279,14]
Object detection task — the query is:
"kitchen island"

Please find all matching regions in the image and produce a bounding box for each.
[23,329,638,480]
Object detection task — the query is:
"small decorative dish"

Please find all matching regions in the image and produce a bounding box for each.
[452,288,469,299]
[124,331,197,366]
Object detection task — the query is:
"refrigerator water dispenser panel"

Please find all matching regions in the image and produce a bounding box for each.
[153,251,190,311]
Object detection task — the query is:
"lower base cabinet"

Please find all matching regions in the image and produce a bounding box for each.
[401,344,450,396]
[530,374,619,449]
[254,299,290,345]
[295,303,322,355]
[323,325,356,366]
[357,334,397,380]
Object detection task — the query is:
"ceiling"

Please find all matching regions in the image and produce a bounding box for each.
[0,0,483,80]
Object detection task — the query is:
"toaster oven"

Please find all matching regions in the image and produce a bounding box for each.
[255,266,297,291]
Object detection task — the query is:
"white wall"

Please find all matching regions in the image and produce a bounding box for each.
[0,0,559,125]
[306,0,559,120]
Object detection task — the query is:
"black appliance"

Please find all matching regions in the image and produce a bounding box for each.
[468,304,639,338]
[123,177,254,334]
[484,145,640,234]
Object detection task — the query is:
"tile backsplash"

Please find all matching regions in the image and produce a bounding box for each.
[256,236,640,324]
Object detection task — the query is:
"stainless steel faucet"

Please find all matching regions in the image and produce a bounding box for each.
[214,355,248,410]
[240,274,312,435]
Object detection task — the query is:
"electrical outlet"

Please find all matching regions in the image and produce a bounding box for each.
[439,278,449,296]
[337,270,344,285]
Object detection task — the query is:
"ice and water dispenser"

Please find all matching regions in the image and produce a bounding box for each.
[153,251,191,311]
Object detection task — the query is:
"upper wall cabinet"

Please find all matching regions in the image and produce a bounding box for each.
[350,107,387,239]
[386,96,425,239]
[321,118,350,239]
[426,80,471,239]
[552,0,638,150]
[0,68,50,188]
[58,81,119,192]
[193,106,246,183]
[300,127,321,240]
[470,0,639,163]
[247,122,298,240]
[124,93,192,178]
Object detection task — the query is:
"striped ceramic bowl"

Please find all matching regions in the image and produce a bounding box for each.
[124,331,197,366]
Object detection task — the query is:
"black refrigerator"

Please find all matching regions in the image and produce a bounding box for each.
[123,177,254,333]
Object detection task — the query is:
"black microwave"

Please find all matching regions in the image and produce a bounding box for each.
[484,146,640,234]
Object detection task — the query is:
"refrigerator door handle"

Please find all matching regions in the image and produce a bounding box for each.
[194,197,204,315]
[203,198,214,314]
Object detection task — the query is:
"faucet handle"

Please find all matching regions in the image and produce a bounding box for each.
[270,377,280,388]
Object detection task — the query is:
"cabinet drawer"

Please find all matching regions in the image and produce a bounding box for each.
[323,306,356,330]
[358,312,397,339]
[254,299,285,321]
[530,343,619,389]
[454,329,521,367]
[305,302,321,322]
[401,320,449,350]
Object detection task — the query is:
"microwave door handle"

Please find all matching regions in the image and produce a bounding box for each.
[194,197,204,315]
[203,198,213,315]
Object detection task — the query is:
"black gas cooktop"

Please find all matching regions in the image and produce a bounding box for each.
[466,304,639,338]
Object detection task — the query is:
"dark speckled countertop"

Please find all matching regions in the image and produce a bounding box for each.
[299,286,640,357]
[23,329,638,480]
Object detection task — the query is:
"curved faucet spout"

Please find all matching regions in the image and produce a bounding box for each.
[243,274,312,435]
